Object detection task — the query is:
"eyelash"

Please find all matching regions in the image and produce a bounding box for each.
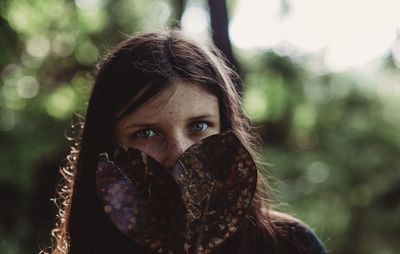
[134,121,212,138]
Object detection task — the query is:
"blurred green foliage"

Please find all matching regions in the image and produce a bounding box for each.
[0,0,399,253]
[240,50,400,253]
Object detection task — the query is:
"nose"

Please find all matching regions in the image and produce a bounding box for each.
[161,134,194,169]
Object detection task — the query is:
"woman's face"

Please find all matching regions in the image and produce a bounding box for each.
[114,82,221,169]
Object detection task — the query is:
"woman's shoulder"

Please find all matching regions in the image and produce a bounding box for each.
[266,210,327,254]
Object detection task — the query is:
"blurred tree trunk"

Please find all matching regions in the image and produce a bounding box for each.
[170,0,186,28]
[207,0,242,92]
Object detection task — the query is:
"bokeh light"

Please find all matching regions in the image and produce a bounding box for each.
[45,85,77,119]
[243,87,269,121]
[26,36,50,59]
[181,4,210,42]
[16,76,39,99]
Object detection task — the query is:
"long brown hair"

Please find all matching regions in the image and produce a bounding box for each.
[47,30,307,254]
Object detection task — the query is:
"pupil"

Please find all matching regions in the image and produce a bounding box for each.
[194,123,203,130]
[139,130,152,137]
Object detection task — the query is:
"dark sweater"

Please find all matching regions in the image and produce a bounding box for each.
[295,225,326,254]
[75,214,327,254]
[214,217,327,254]
[74,203,327,254]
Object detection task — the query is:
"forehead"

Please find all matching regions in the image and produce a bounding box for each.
[117,82,219,126]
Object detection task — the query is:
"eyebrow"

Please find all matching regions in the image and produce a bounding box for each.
[128,114,218,128]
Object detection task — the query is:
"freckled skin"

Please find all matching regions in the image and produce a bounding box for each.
[114,82,221,168]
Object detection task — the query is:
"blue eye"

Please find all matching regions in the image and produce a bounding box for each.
[190,121,209,132]
[135,129,158,138]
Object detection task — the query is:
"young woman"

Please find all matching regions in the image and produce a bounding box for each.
[48,30,327,254]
